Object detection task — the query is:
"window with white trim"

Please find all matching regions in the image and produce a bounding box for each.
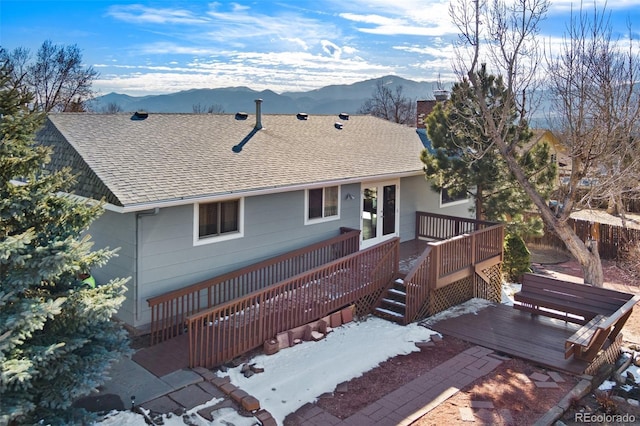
[195,198,243,244]
[305,186,340,224]
[441,188,467,206]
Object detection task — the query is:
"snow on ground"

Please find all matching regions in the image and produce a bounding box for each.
[95,317,436,426]
[95,398,258,426]
[502,282,521,306]
[218,316,437,425]
[421,297,494,328]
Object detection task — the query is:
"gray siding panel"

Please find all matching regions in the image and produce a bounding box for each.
[399,175,473,241]
[135,184,361,328]
[87,210,136,325]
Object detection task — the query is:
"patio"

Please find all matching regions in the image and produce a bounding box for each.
[426,303,592,375]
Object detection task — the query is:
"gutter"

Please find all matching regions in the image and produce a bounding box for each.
[104,170,426,214]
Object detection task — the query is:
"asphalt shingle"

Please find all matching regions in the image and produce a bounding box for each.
[39,112,426,208]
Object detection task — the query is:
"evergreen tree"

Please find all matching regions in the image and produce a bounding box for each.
[421,65,556,229]
[0,53,130,424]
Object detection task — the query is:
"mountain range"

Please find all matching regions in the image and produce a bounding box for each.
[88,75,445,115]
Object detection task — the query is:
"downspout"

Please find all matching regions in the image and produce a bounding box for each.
[134,208,160,323]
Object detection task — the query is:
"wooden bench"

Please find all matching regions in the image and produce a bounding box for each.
[514,273,639,361]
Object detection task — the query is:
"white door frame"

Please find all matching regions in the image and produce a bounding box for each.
[360,180,400,249]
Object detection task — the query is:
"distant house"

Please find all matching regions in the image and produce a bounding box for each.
[37,100,473,331]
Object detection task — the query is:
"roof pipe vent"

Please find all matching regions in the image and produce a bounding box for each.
[255,99,263,130]
[235,112,248,120]
[338,112,349,120]
[296,113,308,120]
[334,122,343,130]
[131,111,149,120]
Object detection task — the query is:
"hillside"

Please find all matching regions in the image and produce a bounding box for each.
[88,75,443,115]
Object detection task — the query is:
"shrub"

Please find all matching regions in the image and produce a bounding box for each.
[503,233,531,282]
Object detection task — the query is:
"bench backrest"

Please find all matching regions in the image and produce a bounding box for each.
[521,273,632,315]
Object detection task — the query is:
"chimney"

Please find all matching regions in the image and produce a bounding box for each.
[434,90,449,102]
[255,98,263,130]
[416,100,436,129]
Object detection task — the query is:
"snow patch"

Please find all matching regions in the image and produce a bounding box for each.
[218,316,436,425]
[502,282,521,305]
[422,298,493,327]
[599,380,617,391]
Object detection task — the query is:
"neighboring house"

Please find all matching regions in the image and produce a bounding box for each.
[528,129,568,185]
[37,100,472,332]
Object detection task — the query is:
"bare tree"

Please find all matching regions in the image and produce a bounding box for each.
[102,102,123,114]
[1,40,97,112]
[359,80,416,125]
[192,103,224,114]
[448,0,640,286]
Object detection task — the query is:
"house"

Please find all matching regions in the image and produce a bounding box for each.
[37,100,474,332]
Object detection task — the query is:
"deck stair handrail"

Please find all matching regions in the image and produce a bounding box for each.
[147,228,360,344]
[186,237,399,368]
[403,220,504,323]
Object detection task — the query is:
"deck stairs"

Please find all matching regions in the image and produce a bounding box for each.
[374,275,408,324]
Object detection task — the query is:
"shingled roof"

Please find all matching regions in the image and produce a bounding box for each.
[38,112,426,211]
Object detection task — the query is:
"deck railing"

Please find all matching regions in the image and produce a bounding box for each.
[416,211,496,240]
[404,217,504,323]
[147,228,360,344]
[186,238,399,368]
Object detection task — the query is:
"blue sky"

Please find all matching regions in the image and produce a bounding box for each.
[2,0,639,96]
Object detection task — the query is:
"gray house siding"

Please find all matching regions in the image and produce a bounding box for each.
[129,183,362,328]
[398,175,473,241]
[88,178,468,329]
[87,210,136,326]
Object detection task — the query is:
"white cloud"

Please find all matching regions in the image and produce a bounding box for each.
[106,4,209,24]
[548,0,640,13]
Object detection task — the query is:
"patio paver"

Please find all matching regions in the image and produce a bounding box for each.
[286,345,503,425]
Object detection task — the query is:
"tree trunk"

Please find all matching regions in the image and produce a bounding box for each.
[553,219,604,286]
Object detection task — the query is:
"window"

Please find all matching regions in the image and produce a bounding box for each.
[441,188,467,206]
[195,199,243,244]
[306,186,340,223]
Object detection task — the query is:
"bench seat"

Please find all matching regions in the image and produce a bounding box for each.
[514,291,611,324]
[514,273,639,362]
[565,314,607,359]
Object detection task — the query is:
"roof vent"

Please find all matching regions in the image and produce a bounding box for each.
[131,111,148,120]
[334,122,343,130]
[296,113,308,120]
[255,99,263,130]
[338,112,349,120]
[235,112,248,120]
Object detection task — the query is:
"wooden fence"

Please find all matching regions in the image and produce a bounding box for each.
[526,217,640,260]
[147,228,360,344]
[186,237,399,368]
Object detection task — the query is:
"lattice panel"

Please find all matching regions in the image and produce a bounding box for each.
[411,297,431,324]
[428,276,474,316]
[355,287,387,318]
[474,264,502,303]
[585,333,623,376]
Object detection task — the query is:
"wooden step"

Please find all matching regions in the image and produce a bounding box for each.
[388,288,406,296]
[382,298,406,308]
[374,307,404,318]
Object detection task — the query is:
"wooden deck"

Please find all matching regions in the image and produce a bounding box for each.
[428,303,590,375]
